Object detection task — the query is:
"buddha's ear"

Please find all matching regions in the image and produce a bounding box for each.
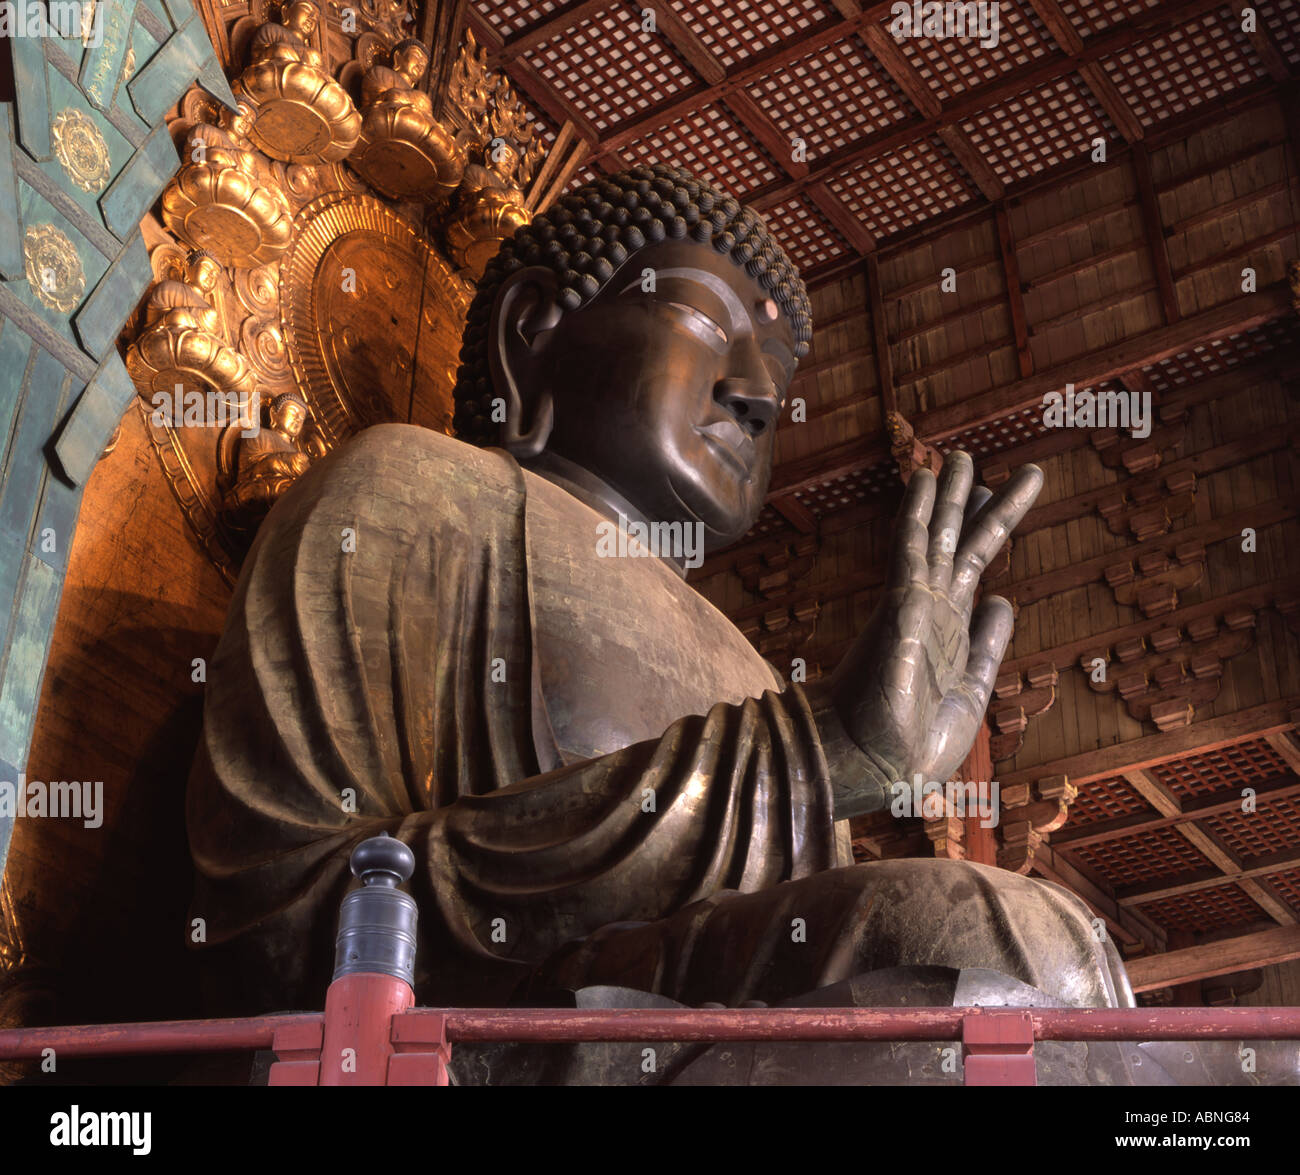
[488,265,563,460]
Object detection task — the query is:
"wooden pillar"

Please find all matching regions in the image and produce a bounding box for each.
[961,723,998,866]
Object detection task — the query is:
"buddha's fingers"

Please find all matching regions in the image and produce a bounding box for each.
[964,483,993,527]
[926,451,974,594]
[961,595,1015,721]
[949,464,1044,615]
[888,467,937,592]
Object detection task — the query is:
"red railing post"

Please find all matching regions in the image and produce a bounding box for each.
[296,833,427,1086]
[962,1009,1037,1086]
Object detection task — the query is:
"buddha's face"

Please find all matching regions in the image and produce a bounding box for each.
[502,240,799,549]
[273,400,306,436]
[189,254,221,293]
[395,43,428,82]
[487,138,519,178]
[286,1,317,36]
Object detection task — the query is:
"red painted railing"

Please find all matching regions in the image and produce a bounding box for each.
[3,1003,1298,1086]
[5,841,1293,1085]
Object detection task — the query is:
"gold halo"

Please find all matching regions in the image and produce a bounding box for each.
[279,193,468,444]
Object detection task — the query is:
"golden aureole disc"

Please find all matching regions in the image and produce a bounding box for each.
[279,194,468,444]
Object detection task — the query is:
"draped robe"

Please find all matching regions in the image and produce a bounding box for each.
[188,424,1133,1019]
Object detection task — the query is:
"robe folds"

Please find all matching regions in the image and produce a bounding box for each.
[188,424,1133,1017]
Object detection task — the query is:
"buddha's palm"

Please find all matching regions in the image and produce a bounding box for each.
[828,453,1044,801]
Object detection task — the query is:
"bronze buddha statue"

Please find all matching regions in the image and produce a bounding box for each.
[188,163,1136,1082]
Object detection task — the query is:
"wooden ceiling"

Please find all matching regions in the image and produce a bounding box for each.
[468,0,1294,276]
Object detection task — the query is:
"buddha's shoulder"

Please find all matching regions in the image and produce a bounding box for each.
[322,424,518,495]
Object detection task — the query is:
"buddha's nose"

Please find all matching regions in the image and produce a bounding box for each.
[714,376,779,437]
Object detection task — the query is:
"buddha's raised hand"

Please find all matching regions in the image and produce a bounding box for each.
[814,452,1043,819]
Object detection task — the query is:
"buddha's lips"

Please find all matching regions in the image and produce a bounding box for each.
[696,419,755,475]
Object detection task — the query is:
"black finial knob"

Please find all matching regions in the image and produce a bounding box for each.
[350,831,416,888]
[332,833,418,985]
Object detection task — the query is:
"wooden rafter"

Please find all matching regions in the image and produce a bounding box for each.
[994,204,1032,379]
[801,80,1280,289]
[737,0,1230,212]
[1117,847,1300,907]
[1054,773,1300,851]
[1125,925,1300,991]
[1028,0,1145,144]
[864,254,894,420]
[493,0,612,63]
[1132,143,1180,324]
[999,700,1300,790]
[913,285,1292,442]
[1118,771,1299,927]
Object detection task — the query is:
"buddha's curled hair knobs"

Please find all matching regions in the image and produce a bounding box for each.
[452,163,813,445]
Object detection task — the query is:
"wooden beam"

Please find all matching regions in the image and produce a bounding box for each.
[800,83,1281,291]
[758,355,1292,556]
[994,204,1032,378]
[1079,62,1145,144]
[595,7,876,154]
[1055,773,1300,850]
[1265,731,1300,775]
[807,183,874,255]
[857,22,940,119]
[864,254,895,420]
[1000,698,1300,789]
[723,77,871,261]
[769,435,887,498]
[936,126,1003,201]
[737,0,1229,211]
[1001,578,1300,681]
[1244,19,1293,83]
[1124,925,1300,991]
[1132,143,1180,323]
[1169,810,1299,927]
[495,0,611,62]
[1018,429,1293,536]
[724,89,805,177]
[913,285,1291,441]
[636,0,726,86]
[769,494,817,535]
[1237,878,1300,927]
[1001,499,1295,609]
[1118,847,1300,905]
[1122,769,1181,818]
[1028,0,1144,142]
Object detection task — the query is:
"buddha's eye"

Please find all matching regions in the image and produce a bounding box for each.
[664,301,728,348]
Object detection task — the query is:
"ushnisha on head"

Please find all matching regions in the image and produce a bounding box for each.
[452,163,812,552]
